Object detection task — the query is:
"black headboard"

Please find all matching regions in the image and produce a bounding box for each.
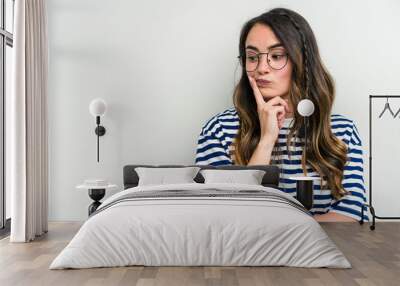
[123,164,280,189]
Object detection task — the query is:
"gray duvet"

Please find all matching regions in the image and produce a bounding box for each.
[50,183,351,269]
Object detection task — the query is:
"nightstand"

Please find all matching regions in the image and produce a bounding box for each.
[76,181,117,216]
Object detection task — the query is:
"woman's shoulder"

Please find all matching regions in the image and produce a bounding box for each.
[330,113,354,123]
[330,113,361,144]
[201,107,239,134]
[330,113,358,129]
[214,107,239,120]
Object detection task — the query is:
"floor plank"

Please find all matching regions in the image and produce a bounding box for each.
[0,222,399,286]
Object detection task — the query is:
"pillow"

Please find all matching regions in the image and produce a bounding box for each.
[135,167,201,186]
[200,169,266,185]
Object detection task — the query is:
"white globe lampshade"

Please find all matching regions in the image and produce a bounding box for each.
[297,99,315,117]
[89,98,107,117]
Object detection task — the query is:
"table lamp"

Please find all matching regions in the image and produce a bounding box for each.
[290,99,316,210]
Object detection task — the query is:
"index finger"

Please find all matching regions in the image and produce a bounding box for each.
[248,76,265,107]
[266,96,290,112]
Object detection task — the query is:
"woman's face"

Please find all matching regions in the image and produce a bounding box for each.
[245,23,293,101]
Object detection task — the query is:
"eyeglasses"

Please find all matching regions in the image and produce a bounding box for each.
[238,51,289,72]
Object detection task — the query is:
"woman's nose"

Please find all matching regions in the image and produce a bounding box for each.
[257,54,271,74]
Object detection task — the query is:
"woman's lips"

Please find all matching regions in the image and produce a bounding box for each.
[256,79,272,87]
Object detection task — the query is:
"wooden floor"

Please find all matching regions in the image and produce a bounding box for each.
[0,222,399,286]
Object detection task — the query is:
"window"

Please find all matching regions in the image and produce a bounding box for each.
[0,0,14,234]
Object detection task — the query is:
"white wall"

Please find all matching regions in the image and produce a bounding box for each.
[47,0,400,221]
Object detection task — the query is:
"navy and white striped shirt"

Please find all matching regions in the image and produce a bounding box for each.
[195,107,368,221]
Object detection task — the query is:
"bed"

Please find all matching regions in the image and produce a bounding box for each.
[49,164,351,269]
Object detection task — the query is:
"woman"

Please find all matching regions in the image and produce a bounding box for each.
[195,8,367,222]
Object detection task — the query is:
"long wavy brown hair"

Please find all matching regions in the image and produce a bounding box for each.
[232,8,348,199]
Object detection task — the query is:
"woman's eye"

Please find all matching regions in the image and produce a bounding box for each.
[247,56,258,62]
[271,54,285,60]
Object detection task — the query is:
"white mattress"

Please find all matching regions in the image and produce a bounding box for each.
[50,183,351,269]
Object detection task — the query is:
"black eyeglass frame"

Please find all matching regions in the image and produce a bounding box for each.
[237,52,289,71]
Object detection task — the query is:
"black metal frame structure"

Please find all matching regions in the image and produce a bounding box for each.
[361,95,400,230]
[0,0,14,233]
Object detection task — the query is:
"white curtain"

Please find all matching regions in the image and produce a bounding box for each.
[8,0,48,242]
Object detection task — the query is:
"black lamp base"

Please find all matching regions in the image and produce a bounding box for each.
[295,180,314,210]
[88,188,105,216]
